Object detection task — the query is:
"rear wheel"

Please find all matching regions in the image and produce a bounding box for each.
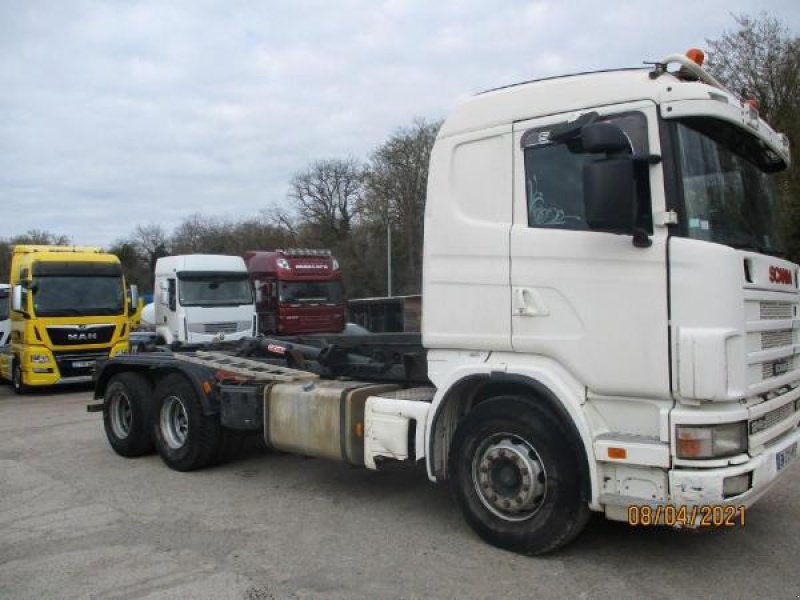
[103,372,155,457]
[12,361,29,395]
[153,373,221,471]
[449,395,590,555]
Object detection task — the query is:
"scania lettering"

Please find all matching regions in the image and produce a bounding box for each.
[91,50,799,555]
[0,245,136,393]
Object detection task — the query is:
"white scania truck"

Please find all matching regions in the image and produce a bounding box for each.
[152,255,257,345]
[90,51,799,554]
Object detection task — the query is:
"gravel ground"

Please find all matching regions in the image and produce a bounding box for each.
[1,384,799,600]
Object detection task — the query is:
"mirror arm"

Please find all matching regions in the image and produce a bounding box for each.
[632,228,652,248]
[634,153,661,165]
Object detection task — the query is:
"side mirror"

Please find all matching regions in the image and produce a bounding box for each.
[160,279,169,291]
[583,157,636,234]
[128,284,139,309]
[11,285,23,312]
[160,289,170,306]
[580,122,631,154]
[254,280,263,303]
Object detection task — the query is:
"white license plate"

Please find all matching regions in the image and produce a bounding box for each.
[72,360,95,369]
[776,442,798,472]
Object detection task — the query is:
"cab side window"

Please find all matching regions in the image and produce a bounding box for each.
[522,113,651,232]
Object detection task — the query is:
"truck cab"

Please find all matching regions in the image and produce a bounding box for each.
[0,246,135,393]
[154,255,256,345]
[422,51,798,533]
[244,249,345,335]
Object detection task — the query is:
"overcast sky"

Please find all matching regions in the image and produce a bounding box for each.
[1,0,798,247]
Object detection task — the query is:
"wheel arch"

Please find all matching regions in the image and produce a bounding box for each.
[427,371,596,504]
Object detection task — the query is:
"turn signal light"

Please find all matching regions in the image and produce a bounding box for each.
[354,421,364,438]
[686,48,705,66]
[607,447,627,459]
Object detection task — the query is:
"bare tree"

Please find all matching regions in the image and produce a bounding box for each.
[12,229,71,246]
[366,118,441,294]
[288,158,365,243]
[134,223,170,270]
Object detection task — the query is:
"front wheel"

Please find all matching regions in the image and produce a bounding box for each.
[153,373,221,471]
[449,395,590,555]
[12,361,30,395]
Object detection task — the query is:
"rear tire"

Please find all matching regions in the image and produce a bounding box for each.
[12,361,29,395]
[449,395,591,555]
[153,373,221,471]
[103,372,155,457]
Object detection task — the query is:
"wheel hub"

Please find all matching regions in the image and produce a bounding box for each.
[109,391,132,439]
[474,435,546,520]
[161,396,189,449]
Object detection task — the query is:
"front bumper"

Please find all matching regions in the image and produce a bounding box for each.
[670,425,800,508]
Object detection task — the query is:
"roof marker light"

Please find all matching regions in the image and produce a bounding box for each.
[686,48,705,66]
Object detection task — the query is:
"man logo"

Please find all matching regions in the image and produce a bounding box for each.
[67,332,98,341]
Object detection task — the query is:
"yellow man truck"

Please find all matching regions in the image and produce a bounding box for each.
[0,245,137,394]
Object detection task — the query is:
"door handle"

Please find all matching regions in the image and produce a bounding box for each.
[514,287,549,317]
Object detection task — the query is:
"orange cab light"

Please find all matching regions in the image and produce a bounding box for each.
[608,447,627,460]
[354,421,364,438]
[686,48,705,66]
[202,380,213,395]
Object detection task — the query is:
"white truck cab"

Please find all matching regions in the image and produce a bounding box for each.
[154,255,256,345]
[0,284,10,347]
[414,50,798,547]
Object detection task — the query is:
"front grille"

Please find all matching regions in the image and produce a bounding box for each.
[203,322,237,334]
[53,350,109,378]
[762,329,793,350]
[762,358,794,380]
[760,301,793,320]
[750,401,798,435]
[47,324,116,345]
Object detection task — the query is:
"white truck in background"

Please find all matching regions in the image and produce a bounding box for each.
[152,255,257,345]
[0,284,10,347]
[92,51,800,555]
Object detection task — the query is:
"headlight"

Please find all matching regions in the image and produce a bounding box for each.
[676,422,747,459]
[30,353,50,364]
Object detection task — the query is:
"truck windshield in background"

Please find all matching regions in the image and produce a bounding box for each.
[30,261,125,317]
[0,288,8,321]
[279,281,343,305]
[674,118,786,256]
[178,274,253,307]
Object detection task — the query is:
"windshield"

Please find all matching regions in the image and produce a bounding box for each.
[31,276,124,317]
[178,275,253,307]
[675,119,785,256]
[279,281,344,305]
[0,289,8,320]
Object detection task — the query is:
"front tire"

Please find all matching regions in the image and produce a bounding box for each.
[153,373,221,471]
[103,372,155,457]
[449,395,590,555]
[12,361,29,395]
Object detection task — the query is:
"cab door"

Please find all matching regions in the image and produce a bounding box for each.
[510,101,671,399]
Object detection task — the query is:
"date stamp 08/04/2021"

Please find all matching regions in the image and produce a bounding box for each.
[627,504,746,528]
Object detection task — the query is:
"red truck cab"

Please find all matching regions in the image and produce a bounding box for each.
[243,249,346,335]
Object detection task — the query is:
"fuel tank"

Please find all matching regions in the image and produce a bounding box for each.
[265,380,400,465]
